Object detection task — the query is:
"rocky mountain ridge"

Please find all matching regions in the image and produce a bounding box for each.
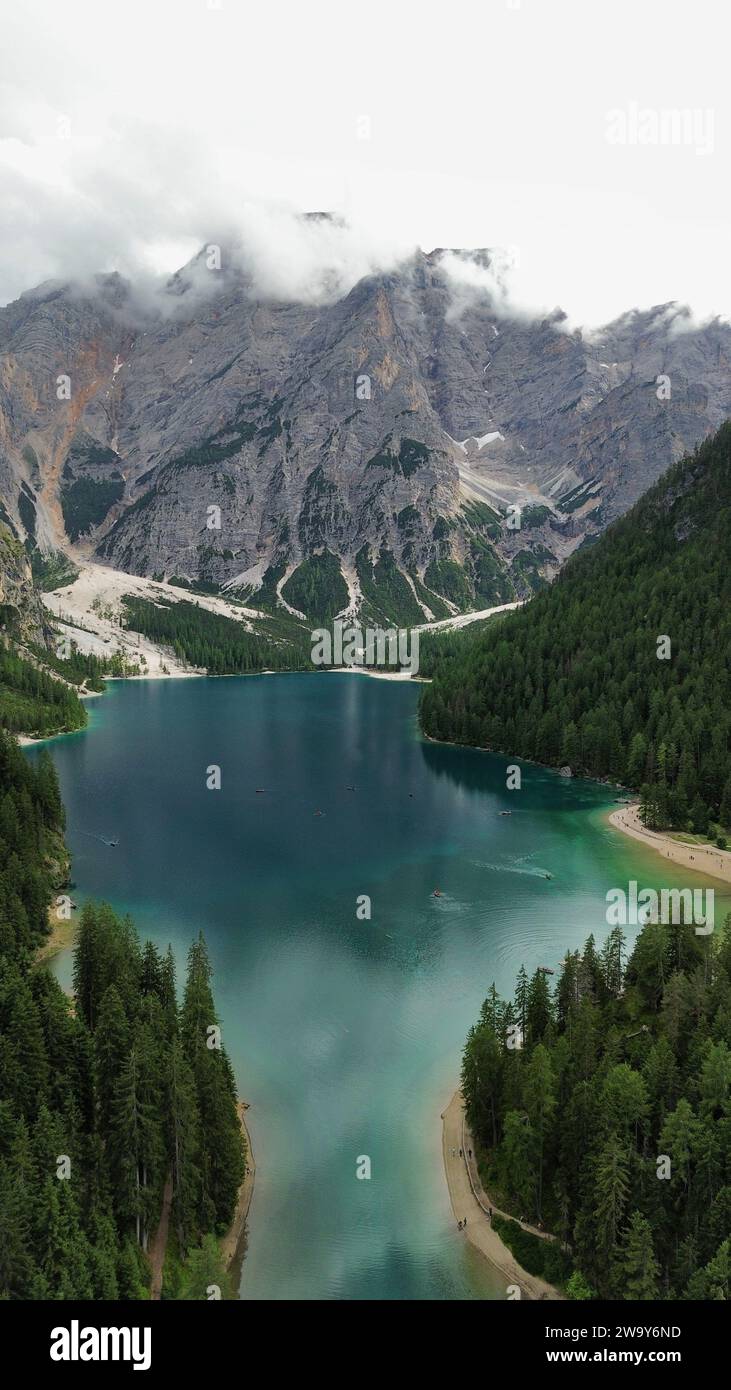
[1,244,730,624]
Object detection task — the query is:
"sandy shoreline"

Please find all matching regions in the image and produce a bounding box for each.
[35,910,79,966]
[442,1089,561,1300]
[220,1102,256,1272]
[322,665,427,682]
[608,803,731,887]
[39,560,512,689]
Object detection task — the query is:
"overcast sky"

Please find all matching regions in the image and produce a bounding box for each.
[0,0,728,325]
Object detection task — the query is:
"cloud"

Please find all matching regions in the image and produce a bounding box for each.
[2,0,730,325]
[218,205,415,306]
[0,111,416,311]
[437,248,559,326]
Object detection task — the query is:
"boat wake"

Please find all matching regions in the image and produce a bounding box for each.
[78,830,119,847]
[471,858,553,880]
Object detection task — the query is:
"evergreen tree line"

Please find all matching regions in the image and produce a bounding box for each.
[0,646,87,736]
[0,734,65,964]
[26,638,135,691]
[122,596,309,674]
[462,917,731,1299]
[421,422,731,835]
[0,733,245,1298]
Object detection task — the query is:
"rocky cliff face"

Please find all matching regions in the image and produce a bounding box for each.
[1,246,729,623]
[0,523,47,641]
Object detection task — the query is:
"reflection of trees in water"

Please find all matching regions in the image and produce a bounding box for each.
[418,738,605,807]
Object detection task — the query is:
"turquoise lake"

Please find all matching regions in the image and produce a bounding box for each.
[28,674,731,1300]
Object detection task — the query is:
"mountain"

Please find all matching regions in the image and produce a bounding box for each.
[1,244,731,623]
[420,421,731,834]
[0,523,46,640]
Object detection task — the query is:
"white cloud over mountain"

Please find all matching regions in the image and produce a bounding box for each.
[1,0,728,324]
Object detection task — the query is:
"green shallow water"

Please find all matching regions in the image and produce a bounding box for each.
[28,674,731,1300]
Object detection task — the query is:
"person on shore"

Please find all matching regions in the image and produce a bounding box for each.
[459,1147,463,1158]
[468,1148,472,1159]
[464,1216,467,1227]
[458,1220,463,1230]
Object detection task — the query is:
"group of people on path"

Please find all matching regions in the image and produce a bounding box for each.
[452,1138,492,1231]
[458,1205,494,1232]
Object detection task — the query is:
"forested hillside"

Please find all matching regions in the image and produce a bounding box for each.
[0,732,245,1298]
[421,422,731,835]
[122,595,309,674]
[0,646,87,737]
[0,638,142,738]
[462,919,731,1299]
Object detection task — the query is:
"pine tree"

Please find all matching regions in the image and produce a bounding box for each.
[601,927,625,997]
[642,1037,679,1127]
[0,1159,33,1298]
[73,901,102,1030]
[523,1044,556,1220]
[626,733,648,787]
[659,1099,698,1192]
[500,1111,536,1215]
[0,967,49,1117]
[181,934,217,1060]
[685,1239,730,1300]
[526,969,553,1044]
[514,965,529,1038]
[94,985,130,1132]
[461,1023,502,1148]
[556,951,580,1028]
[180,933,245,1227]
[621,1211,660,1299]
[140,941,162,999]
[592,1136,630,1264]
[107,1044,161,1248]
[159,945,179,1036]
[179,1233,234,1300]
[565,1269,594,1300]
[38,1177,94,1300]
[86,1210,120,1298]
[601,1064,648,1146]
[34,748,64,828]
[167,1038,201,1250]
